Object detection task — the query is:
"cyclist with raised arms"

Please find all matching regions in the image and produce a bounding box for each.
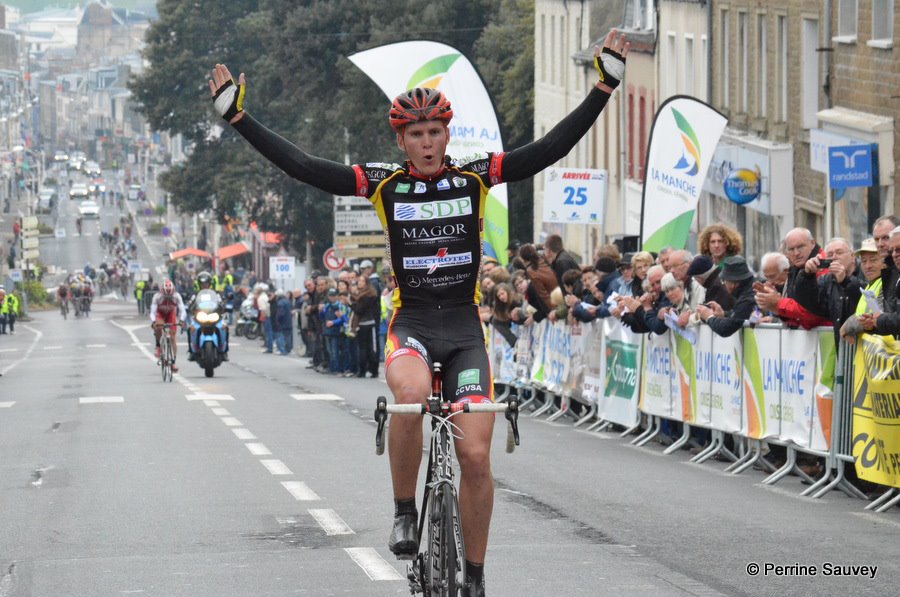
[150,279,186,372]
[210,30,627,595]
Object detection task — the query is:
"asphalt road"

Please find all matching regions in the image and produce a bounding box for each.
[1,223,898,596]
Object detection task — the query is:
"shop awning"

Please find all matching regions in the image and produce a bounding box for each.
[169,247,212,260]
[260,231,283,245]
[218,242,250,261]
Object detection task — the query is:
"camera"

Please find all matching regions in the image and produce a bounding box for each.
[819,258,833,268]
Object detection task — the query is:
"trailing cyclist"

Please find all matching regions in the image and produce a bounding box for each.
[150,279,186,372]
[210,30,628,595]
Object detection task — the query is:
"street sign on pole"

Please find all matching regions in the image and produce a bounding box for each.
[269,256,296,290]
[23,248,40,260]
[22,216,38,229]
[9,270,23,282]
[323,247,346,272]
[55,228,67,239]
[21,237,39,249]
[828,144,874,189]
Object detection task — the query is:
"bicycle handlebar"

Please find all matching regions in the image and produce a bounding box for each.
[374,396,520,455]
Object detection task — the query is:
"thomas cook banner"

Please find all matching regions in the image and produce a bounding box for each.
[349,42,509,263]
[852,335,900,489]
[640,96,728,253]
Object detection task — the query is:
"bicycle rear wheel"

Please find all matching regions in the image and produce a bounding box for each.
[427,486,460,597]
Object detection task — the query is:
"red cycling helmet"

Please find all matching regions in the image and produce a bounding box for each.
[389,87,453,132]
[162,279,175,297]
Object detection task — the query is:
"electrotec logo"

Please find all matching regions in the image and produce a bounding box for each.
[403,248,473,274]
[393,198,472,221]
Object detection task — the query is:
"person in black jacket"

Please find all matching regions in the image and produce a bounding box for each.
[543,233,580,288]
[860,225,900,337]
[695,256,756,337]
[686,254,735,311]
[794,237,863,339]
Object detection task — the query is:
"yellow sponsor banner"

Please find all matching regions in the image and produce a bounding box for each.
[852,335,900,489]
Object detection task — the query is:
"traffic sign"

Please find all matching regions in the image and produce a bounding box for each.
[269,256,296,280]
[542,167,607,224]
[22,227,39,238]
[22,216,38,229]
[128,261,142,274]
[323,247,346,272]
[55,228,67,239]
[9,269,22,282]
[22,249,40,260]
[21,237,39,249]
[334,209,381,233]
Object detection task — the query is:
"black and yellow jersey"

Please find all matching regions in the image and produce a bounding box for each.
[351,155,499,308]
[232,86,613,309]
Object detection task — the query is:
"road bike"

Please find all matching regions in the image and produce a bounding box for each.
[155,323,180,382]
[374,363,520,596]
[59,298,69,320]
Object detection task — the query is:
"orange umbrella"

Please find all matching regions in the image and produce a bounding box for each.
[169,247,212,260]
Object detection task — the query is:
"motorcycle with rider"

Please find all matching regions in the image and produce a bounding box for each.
[187,272,229,377]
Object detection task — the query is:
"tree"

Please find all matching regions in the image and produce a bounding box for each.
[130,0,535,260]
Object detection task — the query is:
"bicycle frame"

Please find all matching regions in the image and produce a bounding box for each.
[374,363,520,596]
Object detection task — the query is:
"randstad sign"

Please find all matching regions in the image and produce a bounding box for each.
[828,144,874,189]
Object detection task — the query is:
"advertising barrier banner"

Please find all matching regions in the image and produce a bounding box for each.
[852,335,900,489]
[598,319,642,427]
[582,321,605,405]
[640,331,674,418]
[811,331,836,451]
[741,327,781,439]
[778,329,819,448]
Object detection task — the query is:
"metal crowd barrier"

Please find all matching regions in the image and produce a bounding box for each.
[488,318,895,507]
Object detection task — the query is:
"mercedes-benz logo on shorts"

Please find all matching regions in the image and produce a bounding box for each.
[406,275,422,288]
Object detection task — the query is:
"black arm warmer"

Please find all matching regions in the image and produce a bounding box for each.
[233,113,358,196]
[501,87,612,183]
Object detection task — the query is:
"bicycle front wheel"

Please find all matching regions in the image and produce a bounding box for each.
[427,486,461,597]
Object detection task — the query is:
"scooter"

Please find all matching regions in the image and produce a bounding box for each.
[189,289,228,378]
[234,297,260,340]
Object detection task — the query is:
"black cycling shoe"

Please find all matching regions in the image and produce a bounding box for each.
[461,576,486,597]
[388,512,418,559]
[187,352,197,362]
[222,352,229,361]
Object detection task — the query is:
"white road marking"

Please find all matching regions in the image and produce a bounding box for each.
[0,348,19,353]
[211,407,231,416]
[43,346,63,350]
[344,548,403,581]
[186,394,234,401]
[229,342,241,347]
[203,400,220,407]
[245,442,272,456]
[0,402,15,408]
[221,417,243,427]
[261,459,292,475]
[309,509,354,535]
[79,396,125,404]
[85,344,107,348]
[232,428,256,440]
[290,393,344,401]
[281,481,320,501]
[1,325,42,375]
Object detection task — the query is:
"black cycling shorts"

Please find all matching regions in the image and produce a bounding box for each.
[385,304,493,404]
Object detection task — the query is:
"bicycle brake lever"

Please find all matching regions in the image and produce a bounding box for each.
[505,399,520,447]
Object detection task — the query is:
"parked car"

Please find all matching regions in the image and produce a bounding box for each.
[69,182,89,199]
[38,188,58,210]
[78,200,101,218]
[127,184,144,201]
[53,150,69,163]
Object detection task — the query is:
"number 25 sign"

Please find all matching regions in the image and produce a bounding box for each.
[542,167,608,225]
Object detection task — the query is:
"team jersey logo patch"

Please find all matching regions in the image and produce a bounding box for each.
[393,198,473,221]
[403,249,473,274]
[395,182,410,194]
[452,177,467,188]
[436,179,450,191]
[414,182,427,194]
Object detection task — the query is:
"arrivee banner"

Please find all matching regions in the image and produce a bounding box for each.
[640,96,728,253]
[349,42,509,264]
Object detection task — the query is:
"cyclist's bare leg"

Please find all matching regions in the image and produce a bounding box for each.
[453,412,495,564]
[385,354,431,499]
[169,328,178,360]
